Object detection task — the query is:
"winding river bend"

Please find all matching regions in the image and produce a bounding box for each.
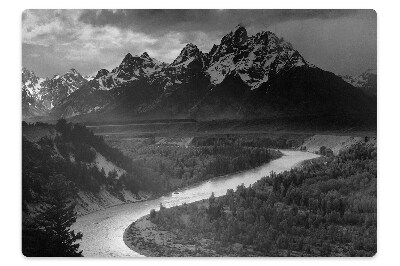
[72,150,319,257]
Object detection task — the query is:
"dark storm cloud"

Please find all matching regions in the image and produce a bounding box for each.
[22,9,375,78]
[79,9,359,35]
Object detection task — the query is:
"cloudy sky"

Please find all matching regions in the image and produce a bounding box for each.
[22,9,376,78]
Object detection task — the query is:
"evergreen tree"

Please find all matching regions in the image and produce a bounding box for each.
[22,176,83,257]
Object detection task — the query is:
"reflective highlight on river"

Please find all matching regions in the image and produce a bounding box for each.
[72,150,319,257]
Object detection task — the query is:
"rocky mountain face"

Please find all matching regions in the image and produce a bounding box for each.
[206,25,308,88]
[90,52,166,91]
[51,83,115,119]
[22,68,89,118]
[22,68,48,117]
[341,69,377,96]
[22,25,376,122]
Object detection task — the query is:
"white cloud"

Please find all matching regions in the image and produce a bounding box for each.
[22,9,376,77]
[22,10,162,69]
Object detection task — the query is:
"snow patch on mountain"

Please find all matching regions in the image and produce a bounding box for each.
[94,52,166,91]
[22,67,92,118]
[206,25,310,88]
[340,69,377,95]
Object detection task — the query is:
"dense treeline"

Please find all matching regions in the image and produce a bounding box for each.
[108,135,283,191]
[23,176,83,257]
[149,144,377,256]
[192,135,301,149]
[22,120,142,256]
[22,121,288,256]
[55,119,131,167]
[24,135,112,195]
[23,120,149,198]
[24,120,285,199]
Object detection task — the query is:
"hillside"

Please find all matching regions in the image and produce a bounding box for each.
[341,69,377,96]
[126,144,377,256]
[22,120,293,216]
[22,121,154,216]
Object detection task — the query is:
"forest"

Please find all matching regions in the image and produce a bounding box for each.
[23,120,286,197]
[22,120,288,256]
[148,144,377,256]
[104,134,290,191]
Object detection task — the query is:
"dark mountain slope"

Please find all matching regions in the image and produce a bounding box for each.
[51,83,115,118]
[249,66,376,117]
[23,25,376,126]
[189,66,376,124]
[189,74,253,120]
[109,80,160,117]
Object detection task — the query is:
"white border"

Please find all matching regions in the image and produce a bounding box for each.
[1,1,399,265]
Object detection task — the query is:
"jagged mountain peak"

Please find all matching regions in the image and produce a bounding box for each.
[140,52,151,59]
[68,68,80,75]
[24,24,373,121]
[232,24,247,36]
[206,26,308,87]
[22,67,41,81]
[92,51,165,90]
[185,42,198,49]
[233,23,246,30]
[221,24,248,47]
[64,69,85,81]
[117,53,148,72]
[120,52,157,65]
[94,69,110,79]
[362,68,377,76]
[122,52,134,62]
[249,30,294,51]
[340,68,377,96]
[171,43,204,67]
[62,68,85,80]
[118,52,160,68]
[22,67,32,74]
[181,43,201,55]
[22,67,88,118]
[229,24,247,38]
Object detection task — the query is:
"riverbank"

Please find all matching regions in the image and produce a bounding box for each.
[123,144,376,257]
[123,197,312,257]
[73,149,284,218]
[72,150,320,256]
[123,215,155,257]
[123,199,222,257]
[123,152,321,257]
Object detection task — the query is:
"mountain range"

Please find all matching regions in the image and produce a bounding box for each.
[22,25,376,123]
[340,68,377,96]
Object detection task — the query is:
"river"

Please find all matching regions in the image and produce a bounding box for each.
[72,150,319,257]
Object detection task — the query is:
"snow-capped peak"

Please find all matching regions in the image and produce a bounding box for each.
[171,43,204,67]
[362,68,377,76]
[206,26,308,87]
[340,68,377,96]
[68,68,80,76]
[94,69,110,79]
[140,52,151,60]
[84,75,95,81]
[121,53,135,63]
[117,52,162,70]
[22,67,89,117]
[224,24,248,46]
[92,52,166,90]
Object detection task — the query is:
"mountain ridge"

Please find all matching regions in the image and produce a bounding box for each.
[340,69,377,96]
[22,24,376,124]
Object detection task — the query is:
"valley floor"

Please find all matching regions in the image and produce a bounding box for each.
[121,133,376,257]
[74,131,375,217]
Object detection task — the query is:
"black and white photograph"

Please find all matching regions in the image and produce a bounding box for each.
[20,8,378,258]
